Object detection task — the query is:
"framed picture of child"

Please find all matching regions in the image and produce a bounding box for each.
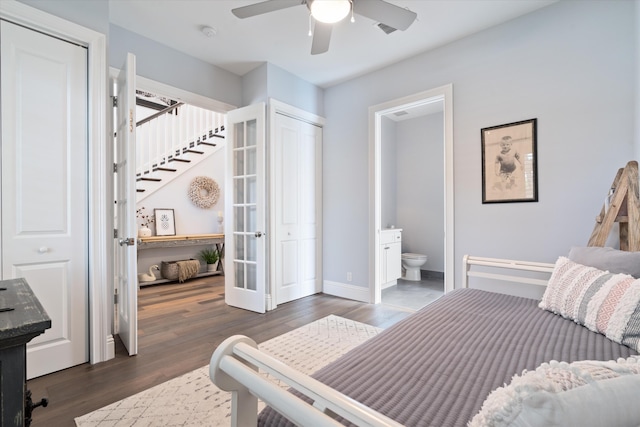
[481,118,538,204]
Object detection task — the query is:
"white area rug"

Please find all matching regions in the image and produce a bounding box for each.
[75,315,382,426]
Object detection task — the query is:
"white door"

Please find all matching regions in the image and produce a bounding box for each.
[225,103,266,313]
[274,113,322,304]
[115,53,138,355]
[381,241,402,284]
[0,20,89,378]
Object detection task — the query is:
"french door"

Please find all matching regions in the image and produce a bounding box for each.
[115,53,139,355]
[225,103,266,313]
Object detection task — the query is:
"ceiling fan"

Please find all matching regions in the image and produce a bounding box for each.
[232,0,417,55]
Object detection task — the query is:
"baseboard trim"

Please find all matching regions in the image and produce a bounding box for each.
[106,334,115,360]
[381,279,397,290]
[422,269,445,280]
[323,280,370,303]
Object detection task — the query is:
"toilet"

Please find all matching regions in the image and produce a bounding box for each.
[401,253,428,281]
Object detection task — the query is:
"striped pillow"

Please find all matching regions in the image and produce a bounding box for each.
[539,257,640,352]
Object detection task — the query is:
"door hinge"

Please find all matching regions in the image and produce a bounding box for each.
[114,229,118,238]
[114,291,118,305]
[112,96,118,108]
[113,163,118,173]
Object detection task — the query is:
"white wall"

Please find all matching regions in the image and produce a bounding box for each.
[396,113,444,273]
[242,64,269,107]
[266,63,324,116]
[17,0,109,34]
[243,63,324,115]
[323,1,636,296]
[109,24,242,108]
[381,116,397,228]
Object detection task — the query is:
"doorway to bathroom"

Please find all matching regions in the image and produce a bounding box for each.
[369,85,454,310]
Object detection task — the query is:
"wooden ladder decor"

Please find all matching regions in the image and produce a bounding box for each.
[588,160,640,251]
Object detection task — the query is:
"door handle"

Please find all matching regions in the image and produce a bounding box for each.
[255,231,264,238]
[119,237,136,246]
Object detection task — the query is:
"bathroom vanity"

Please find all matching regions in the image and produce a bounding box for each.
[380,229,402,288]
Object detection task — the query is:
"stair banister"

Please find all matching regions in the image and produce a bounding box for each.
[135,101,226,197]
[136,101,183,127]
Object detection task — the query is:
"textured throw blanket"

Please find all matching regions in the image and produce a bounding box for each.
[258,289,638,427]
[176,260,200,283]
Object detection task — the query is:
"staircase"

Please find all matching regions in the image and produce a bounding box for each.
[136,103,226,203]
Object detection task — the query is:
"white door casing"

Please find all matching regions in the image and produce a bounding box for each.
[1,20,89,378]
[225,103,266,313]
[273,113,322,304]
[115,53,138,355]
[370,84,454,304]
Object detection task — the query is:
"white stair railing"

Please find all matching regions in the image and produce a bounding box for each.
[136,104,226,178]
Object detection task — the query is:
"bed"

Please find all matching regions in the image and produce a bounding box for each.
[209,250,640,426]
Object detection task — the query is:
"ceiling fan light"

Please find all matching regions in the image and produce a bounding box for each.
[310,0,351,24]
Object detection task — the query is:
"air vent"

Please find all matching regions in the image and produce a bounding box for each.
[377,23,397,35]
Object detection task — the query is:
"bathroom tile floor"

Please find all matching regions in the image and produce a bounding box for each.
[382,277,444,311]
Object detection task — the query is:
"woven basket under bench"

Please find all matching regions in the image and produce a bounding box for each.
[160,259,198,281]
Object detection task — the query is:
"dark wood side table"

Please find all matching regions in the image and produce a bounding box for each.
[0,278,51,427]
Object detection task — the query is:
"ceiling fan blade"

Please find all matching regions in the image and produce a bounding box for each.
[311,22,332,55]
[353,0,417,31]
[232,0,303,19]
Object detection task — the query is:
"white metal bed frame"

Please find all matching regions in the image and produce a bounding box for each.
[461,254,555,288]
[209,255,556,427]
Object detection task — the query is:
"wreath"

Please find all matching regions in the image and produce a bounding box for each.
[188,176,220,209]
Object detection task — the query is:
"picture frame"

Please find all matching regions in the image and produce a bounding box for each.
[481,118,538,204]
[154,208,176,236]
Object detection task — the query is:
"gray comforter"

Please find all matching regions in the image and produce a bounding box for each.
[258,288,638,426]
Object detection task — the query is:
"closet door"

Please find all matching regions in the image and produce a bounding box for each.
[274,113,322,304]
[0,20,89,378]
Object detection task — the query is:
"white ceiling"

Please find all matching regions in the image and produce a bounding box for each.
[109,0,557,89]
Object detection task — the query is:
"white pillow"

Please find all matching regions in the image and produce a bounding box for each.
[468,357,640,427]
[511,375,640,427]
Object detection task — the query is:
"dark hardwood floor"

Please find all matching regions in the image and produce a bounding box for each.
[27,275,411,426]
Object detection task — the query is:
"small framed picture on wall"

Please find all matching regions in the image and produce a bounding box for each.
[154,208,176,236]
[481,118,538,204]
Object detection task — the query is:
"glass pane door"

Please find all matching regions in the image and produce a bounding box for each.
[233,119,258,291]
[225,103,265,313]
